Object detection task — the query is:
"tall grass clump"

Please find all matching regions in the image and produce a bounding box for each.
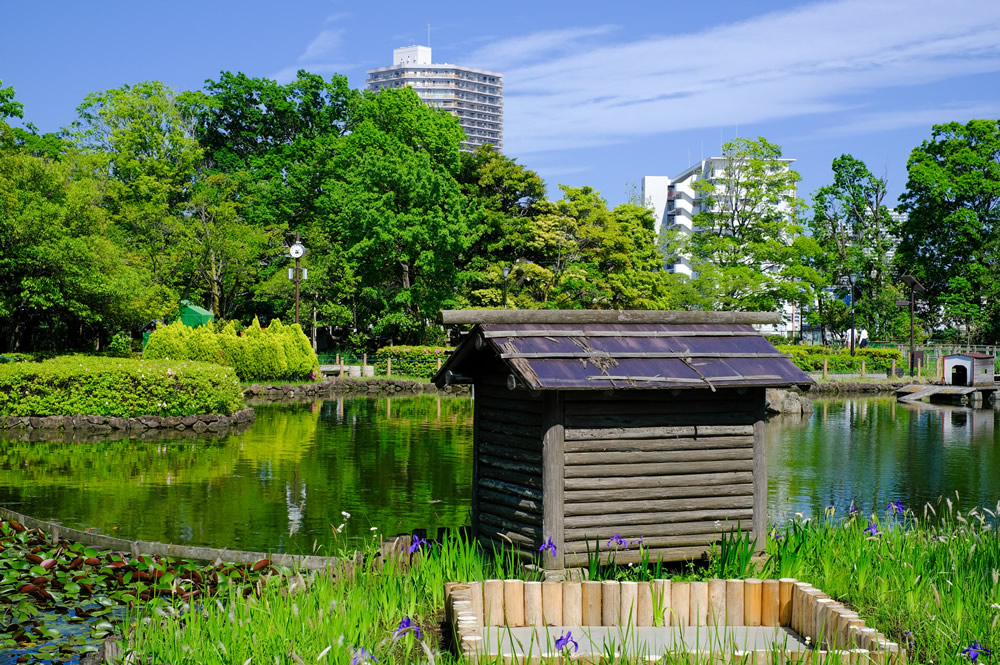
[763,497,1000,664]
[126,499,1000,664]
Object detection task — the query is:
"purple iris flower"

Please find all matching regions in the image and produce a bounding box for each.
[538,537,557,557]
[630,536,644,547]
[864,521,881,536]
[352,647,377,665]
[607,533,628,548]
[962,641,992,662]
[394,616,421,640]
[887,501,905,515]
[555,631,579,653]
[409,535,428,554]
[849,502,860,516]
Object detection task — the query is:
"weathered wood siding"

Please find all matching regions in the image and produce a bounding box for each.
[561,389,764,566]
[473,367,544,556]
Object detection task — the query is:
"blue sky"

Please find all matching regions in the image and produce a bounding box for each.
[3,0,1000,209]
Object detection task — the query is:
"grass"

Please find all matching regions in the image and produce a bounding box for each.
[122,497,999,664]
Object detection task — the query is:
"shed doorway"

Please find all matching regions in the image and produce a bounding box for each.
[951,365,968,386]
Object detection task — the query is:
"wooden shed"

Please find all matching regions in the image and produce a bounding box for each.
[944,353,995,387]
[433,310,814,571]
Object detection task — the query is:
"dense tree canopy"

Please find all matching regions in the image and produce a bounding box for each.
[4,70,998,351]
[808,155,909,343]
[686,137,813,313]
[0,75,681,351]
[896,119,1000,343]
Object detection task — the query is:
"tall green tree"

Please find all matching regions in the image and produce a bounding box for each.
[809,155,907,341]
[500,186,677,310]
[897,119,1000,343]
[71,81,202,287]
[327,87,473,344]
[687,137,809,312]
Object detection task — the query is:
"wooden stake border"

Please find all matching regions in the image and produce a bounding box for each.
[445,577,903,663]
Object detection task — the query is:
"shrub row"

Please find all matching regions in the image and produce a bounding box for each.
[776,345,905,372]
[143,318,319,382]
[373,345,452,379]
[0,357,245,417]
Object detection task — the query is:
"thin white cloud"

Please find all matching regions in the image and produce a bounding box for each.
[299,29,344,63]
[816,103,1000,137]
[463,25,618,70]
[490,0,1000,155]
[324,11,351,25]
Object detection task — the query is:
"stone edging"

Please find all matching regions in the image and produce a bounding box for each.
[810,379,931,395]
[0,506,435,572]
[244,378,468,400]
[0,406,255,433]
[445,579,902,662]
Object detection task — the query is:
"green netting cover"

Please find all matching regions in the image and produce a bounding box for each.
[178,304,214,328]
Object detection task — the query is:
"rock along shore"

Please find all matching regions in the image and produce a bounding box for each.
[244,377,469,401]
[0,406,256,434]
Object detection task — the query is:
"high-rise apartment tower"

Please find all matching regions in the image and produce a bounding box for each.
[366,46,503,152]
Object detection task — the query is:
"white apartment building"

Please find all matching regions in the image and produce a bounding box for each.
[366,46,503,152]
[642,156,799,336]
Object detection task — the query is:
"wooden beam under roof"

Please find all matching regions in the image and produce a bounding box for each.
[439,310,782,325]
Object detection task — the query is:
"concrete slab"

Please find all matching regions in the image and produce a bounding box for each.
[478,625,808,659]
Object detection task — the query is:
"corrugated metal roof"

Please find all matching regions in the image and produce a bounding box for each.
[434,322,814,390]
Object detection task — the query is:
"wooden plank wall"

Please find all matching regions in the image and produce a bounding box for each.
[474,372,544,557]
[561,389,762,567]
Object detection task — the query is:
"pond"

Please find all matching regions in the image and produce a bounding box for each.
[1,395,998,553]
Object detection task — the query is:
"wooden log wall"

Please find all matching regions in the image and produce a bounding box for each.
[473,369,544,558]
[445,578,904,663]
[561,389,762,566]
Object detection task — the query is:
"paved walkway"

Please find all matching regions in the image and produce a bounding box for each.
[478,625,808,659]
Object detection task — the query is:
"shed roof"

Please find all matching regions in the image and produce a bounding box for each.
[945,352,994,360]
[433,320,813,391]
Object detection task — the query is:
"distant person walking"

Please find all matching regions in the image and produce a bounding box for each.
[859,329,869,348]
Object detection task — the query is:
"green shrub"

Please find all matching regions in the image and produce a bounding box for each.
[776,345,904,373]
[107,332,133,358]
[142,321,192,361]
[374,345,452,378]
[0,353,37,364]
[0,356,244,417]
[143,318,318,382]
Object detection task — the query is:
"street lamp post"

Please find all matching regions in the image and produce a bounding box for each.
[849,275,857,356]
[501,266,511,309]
[900,274,926,378]
[288,233,307,325]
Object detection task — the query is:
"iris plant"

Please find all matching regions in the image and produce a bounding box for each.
[538,537,557,557]
[887,501,905,515]
[962,641,992,662]
[864,521,881,536]
[555,631,579,653]
[393,616,421,640]
[408,535,428,554]
[607,533,628,548]
[352,647,377,665]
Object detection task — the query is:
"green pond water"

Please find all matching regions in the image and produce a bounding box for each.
[0,395,998,553]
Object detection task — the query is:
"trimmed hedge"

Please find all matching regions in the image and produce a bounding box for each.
[776,345,905,372]
[0,357,244,417]
[374,345,452,379]
[144,318,319,382]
